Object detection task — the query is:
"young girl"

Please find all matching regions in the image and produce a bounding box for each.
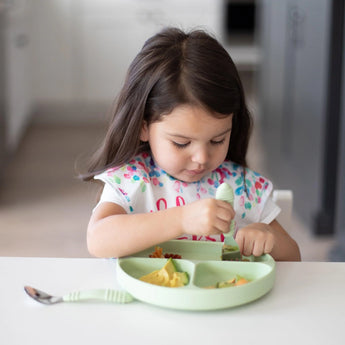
[83,27,301,261]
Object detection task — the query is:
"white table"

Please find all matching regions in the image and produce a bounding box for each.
[1,257,344,345]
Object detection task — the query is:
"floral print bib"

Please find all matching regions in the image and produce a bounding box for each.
[95,152,279,241]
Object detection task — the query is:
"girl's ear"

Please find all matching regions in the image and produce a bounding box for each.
[140,121,149,142]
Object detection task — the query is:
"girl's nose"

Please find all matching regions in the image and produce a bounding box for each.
[191,146,209,165]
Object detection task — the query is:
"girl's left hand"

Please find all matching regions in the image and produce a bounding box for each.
[235,223,275,257]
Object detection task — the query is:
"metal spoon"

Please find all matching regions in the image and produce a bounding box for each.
[24,285,133,305]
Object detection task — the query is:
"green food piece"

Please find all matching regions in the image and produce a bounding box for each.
[204,275,250,289]
[222,245,239,253]
[170,271,189,287]
[163,257,178,276]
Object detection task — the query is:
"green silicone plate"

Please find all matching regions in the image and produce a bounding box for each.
[117,240,275,310]
[131,239,224,261]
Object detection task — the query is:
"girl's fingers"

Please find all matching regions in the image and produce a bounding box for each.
[215,200,235,232]
[263,238,274,254]
[243,238,255,256]
[212,217,230,234]
[216,210,233,227]
[252,241,264,257]
[236,227,273,257]
[216,200,235,214]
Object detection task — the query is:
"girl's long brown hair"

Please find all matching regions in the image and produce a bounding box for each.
[82,27,252,181]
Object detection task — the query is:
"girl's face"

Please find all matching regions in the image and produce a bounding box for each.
[140,105,233,183]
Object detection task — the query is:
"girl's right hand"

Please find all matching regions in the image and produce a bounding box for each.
[180,198,235,237]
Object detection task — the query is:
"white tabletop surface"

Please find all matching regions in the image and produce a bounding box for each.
[1,257,344,345]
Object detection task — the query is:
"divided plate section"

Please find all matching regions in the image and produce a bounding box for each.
[117,257,275,310]
[131,240,223,261]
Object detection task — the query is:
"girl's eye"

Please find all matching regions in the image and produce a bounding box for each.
[210,138,225,145]
[172,141,190,149]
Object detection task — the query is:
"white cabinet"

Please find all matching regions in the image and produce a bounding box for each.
[77,0,223,102]
[2,0,224,138]
[0,0,223,170]
[29,0,223,107]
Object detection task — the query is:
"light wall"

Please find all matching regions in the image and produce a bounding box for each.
[5,0,223,150]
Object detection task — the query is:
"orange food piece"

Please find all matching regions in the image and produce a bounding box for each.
[149,246,182,259]
[149,246,164,258]
[235,277,249,286]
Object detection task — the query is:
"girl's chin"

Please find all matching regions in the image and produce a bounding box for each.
[175,171,209,183]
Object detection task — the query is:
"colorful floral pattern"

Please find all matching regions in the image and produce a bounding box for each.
[95,152,275,242]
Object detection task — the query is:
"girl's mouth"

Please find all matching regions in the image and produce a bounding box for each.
[185,169,206,176]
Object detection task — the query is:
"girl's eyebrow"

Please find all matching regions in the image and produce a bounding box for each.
[167,127,232,139]
[213,127,233,137]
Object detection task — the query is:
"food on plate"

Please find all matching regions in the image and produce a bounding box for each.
[139,258,189,287]
[149,246,164,258]
[204,275,250,289]
[222,244,239,253]
[149,246,182,259]
[222,245,250,261]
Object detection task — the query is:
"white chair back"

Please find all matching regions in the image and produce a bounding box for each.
[272,190,293,230]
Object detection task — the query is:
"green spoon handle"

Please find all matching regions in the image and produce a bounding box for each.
[62,289,133,303]
[216,183,235,237]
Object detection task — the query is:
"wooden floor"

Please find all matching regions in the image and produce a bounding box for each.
[0,123,104,257]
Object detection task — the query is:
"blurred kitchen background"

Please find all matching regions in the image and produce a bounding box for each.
[0,0,344,261]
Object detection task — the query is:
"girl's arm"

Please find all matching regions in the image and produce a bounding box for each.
[235,220,301,261]
[87,198,234,258]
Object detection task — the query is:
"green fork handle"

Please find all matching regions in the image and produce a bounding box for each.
[216,183,236,238]
[62,289,133,303]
